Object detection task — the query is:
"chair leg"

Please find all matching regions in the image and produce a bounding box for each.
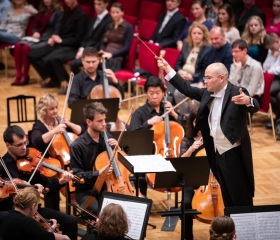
[4,48,9,80]
[269,104,276,141]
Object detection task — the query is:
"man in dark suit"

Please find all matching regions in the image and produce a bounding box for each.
[150,0,186,49]
[70,0,112,74]
[157,56,259,207]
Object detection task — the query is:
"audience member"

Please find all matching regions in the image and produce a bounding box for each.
[207,0,224,25]
[150,0,186,49]
[266,0,280,36]
[216,3,240,44]
[70,0,112,74]
[68,47,123,107]
[0,0,38,44]
[242,15,268,64]
[177,0,213,51]
[30,93,83,210]
[70,102,114,214]
[0,125,78,240]
[0,187,70,240]
[11,0,62,86]
[28,0,88,95]
[174,22,211,116]
[99,2,133,72]
[209,216,236,240]
[235,0,265,35]
[229,39,264,103]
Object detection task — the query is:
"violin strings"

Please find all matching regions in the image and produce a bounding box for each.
[0,156,18,192]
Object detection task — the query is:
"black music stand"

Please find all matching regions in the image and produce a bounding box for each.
[154,156,210,240]
[69,98,120,125]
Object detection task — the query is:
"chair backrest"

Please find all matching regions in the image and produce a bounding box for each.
[118,0,139,17]
[125,37,139,71]
[164,48,180,68]
[138,19,158,41]
[260,72,274,112]
[123,14,138,30]
[138,1,164,22]
[7,95,37,126]
[138,41,162,77]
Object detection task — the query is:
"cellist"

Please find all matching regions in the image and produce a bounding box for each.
[0,125,78,240]
[67,46,124,108]
[70,102,115,214]
[128,76,180,196]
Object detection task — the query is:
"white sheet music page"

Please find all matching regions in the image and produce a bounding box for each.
[101,198,148,240]
[124,154,176,173]
[231,211,280,240]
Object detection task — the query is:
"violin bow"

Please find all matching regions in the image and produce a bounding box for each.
[28,73,75,184]
[161,96,190,118]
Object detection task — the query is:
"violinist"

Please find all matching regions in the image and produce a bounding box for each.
[68,46,124,108]
[128,76,180,196]
[30,93,82,211]
[0,187,70,240]
[0,125,78,240]
[70,102,114,214]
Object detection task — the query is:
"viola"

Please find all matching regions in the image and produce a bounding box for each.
[16,148,83,185]
[34,212,59,233]
[95,131,136,196]
[191,148,224,224]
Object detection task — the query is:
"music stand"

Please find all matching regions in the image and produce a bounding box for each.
[155,156,210,240]
[69,98,120,125]
[100,192,153,240]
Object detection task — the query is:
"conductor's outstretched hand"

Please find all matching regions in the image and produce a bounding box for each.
[231,88,251,105]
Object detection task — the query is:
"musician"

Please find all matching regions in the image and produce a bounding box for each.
[209,216,236,240]
[30,93,83,211]
[157,57,259,207]
[70,102,115,214]
[68,46,124,108]
[0,125,78,240]
[0,187,70,240]
[128,76,180,196]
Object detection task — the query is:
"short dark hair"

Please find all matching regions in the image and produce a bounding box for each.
[144,76,165,92]
[3,125,25,144]
[111,2,123,11]
[231,39,248,50]
[82,47,99,58]
[83,102,108,121]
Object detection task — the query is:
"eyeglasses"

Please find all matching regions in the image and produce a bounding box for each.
[203,75,225,82]
[12,140,29,148]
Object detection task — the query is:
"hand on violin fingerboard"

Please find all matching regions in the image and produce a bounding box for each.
[34,183,44,194]
[147,116,163,126]
[59,170,74,185]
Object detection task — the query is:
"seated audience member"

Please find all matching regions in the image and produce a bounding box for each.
[216,3,240,44]
[229,39,264,104]
[83,203,130,240]
[266,0,280,36]
[99,2,133,72]
[0,187,70,240]
[28,0,88,95]
[206,0,224,25]
[177,0,213,51]
[70,0,112,74]
[0,0,38,44]
[235,0,266,35]
[174,22,211,116]
[0,125,78,240]
[242,15,268,64]
[150,0,186,49]
[68,47,123,108]
[263,33,280,138]
[11,0,62,86]
[209,216,236,240]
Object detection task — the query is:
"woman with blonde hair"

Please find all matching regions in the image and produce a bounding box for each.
[0,187,70,240]
[242,15,268,64]
[209,216,236,240]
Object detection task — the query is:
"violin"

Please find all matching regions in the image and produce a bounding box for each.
[34,212,60,233]
[191,148,224,224]
[16,148,83,185]
[146,95,185,192]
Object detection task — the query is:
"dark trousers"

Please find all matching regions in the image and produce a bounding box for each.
[215,146,253,207]
[270,79,280,119]
[38,206,78,240]
[183,186,195,240]
[75,190,99,215]
[44,189,60,211]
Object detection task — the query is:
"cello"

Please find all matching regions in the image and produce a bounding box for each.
[192,148,224,224]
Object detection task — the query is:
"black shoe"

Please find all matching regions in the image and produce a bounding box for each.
[17,76,29,85]
[266,122,272,129]
[276,119,280,136]
[41,80,59,88]
[11,77,21,86]
[0,62,5,70]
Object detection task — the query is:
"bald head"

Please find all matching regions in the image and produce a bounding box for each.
[204,63,228,93]
[210,26,226,49]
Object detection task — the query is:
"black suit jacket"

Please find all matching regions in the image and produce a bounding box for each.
[169,73,259,197]
[174,43,212,83]
[151,11,186,49]
[81,13,113,50]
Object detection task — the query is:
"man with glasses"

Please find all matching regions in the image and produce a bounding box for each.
[0,125,78,240]
[157,57,259,208]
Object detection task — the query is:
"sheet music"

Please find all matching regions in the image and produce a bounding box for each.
[124,154,176,173]
[232,211,280,240]
[101,197,148,240]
